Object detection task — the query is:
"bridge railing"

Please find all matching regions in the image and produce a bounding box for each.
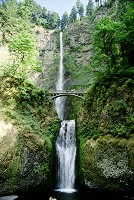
[48,90,85,99]
[48,90,85,94]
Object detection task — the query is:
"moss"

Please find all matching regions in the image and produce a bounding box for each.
[0,75,60,193]
[81,135,134,190]
[77,73,134,190]
[10,135,22,192]
[77,76,134,139]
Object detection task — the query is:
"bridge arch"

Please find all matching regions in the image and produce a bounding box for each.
[48,91,85,100]
[50,93,84,100]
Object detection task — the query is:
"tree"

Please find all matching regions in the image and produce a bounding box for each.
[18,0,43,26]
[76,0,84,19]
[92,0,134,75]
[93,16,121,71]
[46,11,60,29]
[117,0,134,66]
[31,1,42,25]
[69,6,77,23]
[61,11,69,30]
[0,0,19,42]
[79,3,84,19]
[95,0,102,7]
[18,0,33,20]
[42,7,47,19]
[86,0,93,17]
[7,31,41,78]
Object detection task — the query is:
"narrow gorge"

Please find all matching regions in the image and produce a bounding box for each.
[0,0,134,199]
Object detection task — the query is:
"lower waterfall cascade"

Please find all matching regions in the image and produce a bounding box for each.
[55,120,77,193]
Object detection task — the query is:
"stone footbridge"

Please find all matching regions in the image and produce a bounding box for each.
[48,90,85,100]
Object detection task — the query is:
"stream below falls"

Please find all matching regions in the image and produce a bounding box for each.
[0,189,134,200]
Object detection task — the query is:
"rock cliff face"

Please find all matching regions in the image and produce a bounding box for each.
[34,26,60,90]
[77,76,134,191]
[0,27,60,90]
[82,135,134,191]
[0,115,59,195]
[63,18,93,90]
[0,120,18,193]
[0,76,59,195]
[0,114,58,195]
[0,121,48,193]
[61,0,118,91]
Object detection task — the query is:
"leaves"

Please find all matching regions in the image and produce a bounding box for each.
[5,30,42,79]
[61,12,69,30]
[9,31,36,57]
[92,16,121,71]
[76,0,84,19]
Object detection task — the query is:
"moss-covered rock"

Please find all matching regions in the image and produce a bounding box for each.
[63,17,93,91]
[77,75,134,191]
[78,76,134,139]
[0,76,60,195]
[34,26,60,90]
[82,135,134,191]
[0,128,53,194]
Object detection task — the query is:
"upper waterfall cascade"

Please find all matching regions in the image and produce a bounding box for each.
[55,32,66,120]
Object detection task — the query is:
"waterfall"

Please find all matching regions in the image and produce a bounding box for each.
[56,120,76,193]
[55,32,66,120]
[55,32,77,193]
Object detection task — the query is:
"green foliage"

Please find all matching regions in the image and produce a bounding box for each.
[65,96,82,120]
[33,163,49,181]
[86,0,93,17]
[76,0,84,19]
[1,76,47,105]
[113,124,129,138]
[0,0,61,34]
[78,75,134,139]
[15,82,48,105]
[118,2,134,66]
[9,31,36,59]
[18,0,60,30]
[46,11,60,29]
[0,0,60,96]
[69,6,77,23]
[78,121,100,140]
[0,0,33,43]
[61,12,69,30]
[0,0,18,42]
[10,135,22,191]
[0,75,59,139]
[104,0,116,7]
[5,30,42,79]
[18,0,33,20]
[92,16,121,71]
[45,119,60,136]
[92,0,134,79]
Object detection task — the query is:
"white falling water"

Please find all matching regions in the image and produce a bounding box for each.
[55,32,77,193]
[55,32,66,120]
[56,120,76,193]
